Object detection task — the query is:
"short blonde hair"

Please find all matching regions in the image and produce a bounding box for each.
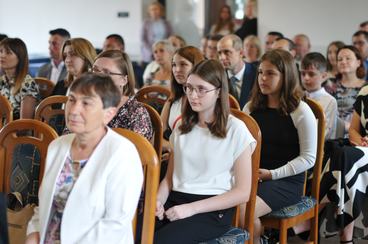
[243,35,262,59]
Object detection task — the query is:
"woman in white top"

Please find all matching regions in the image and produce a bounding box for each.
[243,49,317,243]
[26,73,143,244]
[161,46,204,139]
[154,59,256,243]
[209,5,235,36]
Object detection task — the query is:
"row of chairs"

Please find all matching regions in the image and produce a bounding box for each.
[0,81,324,244]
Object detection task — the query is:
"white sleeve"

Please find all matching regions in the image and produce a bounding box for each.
[77,143,143,244]
[270,102,317,180]
[242,102,251,114]
[324,98,338,140]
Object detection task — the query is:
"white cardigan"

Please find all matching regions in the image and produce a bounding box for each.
[27,128,143,244]
[243,101,317,180]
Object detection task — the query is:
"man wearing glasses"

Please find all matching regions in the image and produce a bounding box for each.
[352,30,368,81]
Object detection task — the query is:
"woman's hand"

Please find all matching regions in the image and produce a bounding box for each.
[361,136,368,147]
[165,204,195,222]
[25,232,40,244]
[258,168,272,181]
[155,201,165,220]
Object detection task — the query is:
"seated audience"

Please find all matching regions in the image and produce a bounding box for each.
[154,59,255,243]
[143,40,174,88]
[243,49,317,243]
[25,73,143,244]
[324,45,366,134]
[161,46,204,139]
[205,34,223,60]
[352,30,368,81]
[168,35,186,50]
[301,52,338,140]
[102,34,125,52]
[0,37,39,119]
[52,38,96,96]
[92,50,153,140]
[218,34,256,108]
[37,28,70,84]
[293,33,311,63]
[264,31,283,52]
[326,41,345,79]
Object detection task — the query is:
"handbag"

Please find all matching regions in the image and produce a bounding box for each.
[7,192,35,244]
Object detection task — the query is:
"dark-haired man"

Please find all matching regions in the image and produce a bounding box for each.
[103,34,125,52]
[37,28,70,83]
[352,30,368,80]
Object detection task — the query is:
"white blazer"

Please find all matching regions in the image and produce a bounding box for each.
[27,128,143,244]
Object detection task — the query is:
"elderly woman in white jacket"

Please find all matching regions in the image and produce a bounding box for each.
[25,73,143,244]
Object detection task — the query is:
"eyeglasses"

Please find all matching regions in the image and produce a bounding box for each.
[183,84,219,97]
[91,66,125,76]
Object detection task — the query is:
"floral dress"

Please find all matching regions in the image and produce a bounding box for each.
[0,74,39,119]
[44,155,88,244]
[108,96,153,140]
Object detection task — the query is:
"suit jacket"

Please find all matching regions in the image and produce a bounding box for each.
[229,61,258,109]
[36,62,67,83]
[27,128,143,244]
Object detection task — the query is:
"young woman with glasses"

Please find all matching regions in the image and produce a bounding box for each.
[161,46,204,140]
[92,50,153,140]
[154,59,256,243]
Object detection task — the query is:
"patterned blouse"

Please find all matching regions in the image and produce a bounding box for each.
[108,96,153,141]
[44,155,88,244]
[0,74,39,119]
[327,79,366,123]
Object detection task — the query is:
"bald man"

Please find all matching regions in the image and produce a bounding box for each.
[293,34,311,62]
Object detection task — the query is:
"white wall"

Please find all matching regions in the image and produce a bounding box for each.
[0,0,143,60]
[258,0,368,54]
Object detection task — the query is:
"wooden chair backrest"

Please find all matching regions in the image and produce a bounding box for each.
[305,98,325,202]
[0,95,13,129]
[136,85,171,112]
[0,119,58,194]
[230,109,261,244]
[34,95,68,135]
[140,103,163,160]
[34,77,55,99]
[112,128,160,244]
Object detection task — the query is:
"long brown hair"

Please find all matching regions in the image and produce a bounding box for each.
[0,38,29,95]
[62,38,96,86]
[170,46,205,103]
[180,59,229,138]
[248,49,304,115]
[95,50,135,96]
[213,5,235,34]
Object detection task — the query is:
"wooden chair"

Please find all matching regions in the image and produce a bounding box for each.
[34,95,68,135]
[34,77,55,99]
[260,98,325,244]
[229,94,241,110]
[0,119,58,202]
[112,128,160,244]
[231,109,261,244]
[0,95,13,129]
[140,103,163,160]
[136,85,171,113]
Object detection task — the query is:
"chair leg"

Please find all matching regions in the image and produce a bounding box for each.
[279,221,288,244]
[310,208,319,243]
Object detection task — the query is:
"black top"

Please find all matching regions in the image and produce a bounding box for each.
[52,80,68,96]
[0,193,8,244]
[251,108,299,170]
[235,17,257,40]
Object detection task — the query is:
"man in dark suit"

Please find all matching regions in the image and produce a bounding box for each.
[217,34,257,108]
[36,28,70,84]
